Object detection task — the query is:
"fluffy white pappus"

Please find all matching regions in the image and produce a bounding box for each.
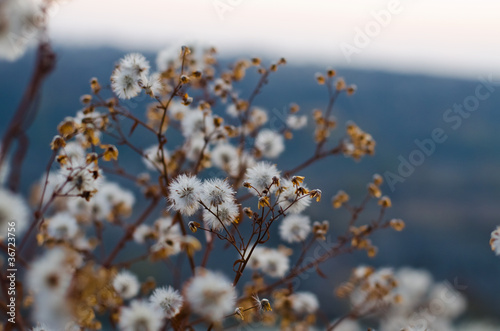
[31,323,52,331]
[490,226,500,255]
[181,110,215,138]
[27,248,79,297]
[155,216,181,238]
[156,41,207,72]
[0,0,45,61]
[286,115,308,130]
[120,53,150,77]
[168,174,203,216]
[58,163,102,196]
[66,195,110,222]
[47,212,79,240]
[229,151,256,178]
[249,107,269,127]
[141,72,163,97]
[111,67,142,100]
[74,110,106,133]
[203,201,239,232]
[248,247,290,278]
[350,267,395,308]
[428,282,467,319]
[156,45,182,72]
[97,181,135,212]
[255,129,285,159]
[211,143,238,170]
[152,217,182,256]
[133,224,152,244]
[329,318,362,331]
[168,100,189,121]
[394,268,433,311]
[59,141,86,165]
[225,104,239,118]
[0,187,29,239]
[277,179,312,214]
[201,178,235,207]
[119,300,164,331]
[211,78,232,97]
[149,286,184,318]
[279,214,311,243]
[291,291,319,315]
[184,269,236,322]
[244,162,280,195]
[184,135,207,162]
[113,270,140,300]
[36,171,63,206]
[143,144,169,172]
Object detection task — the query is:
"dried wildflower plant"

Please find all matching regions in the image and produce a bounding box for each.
[1,45,421,331]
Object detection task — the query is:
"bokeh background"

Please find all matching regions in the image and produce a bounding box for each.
[2,0,500,326]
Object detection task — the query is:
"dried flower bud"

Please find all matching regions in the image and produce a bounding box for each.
[191,70,202,78]
[258,196,270,209]
[213,115,223,127]
[336,77,346,91]
[378,196,392,208]
[188,221,200,233]
[235,307,244,320]
[243,207,253,218]
[289,103,300,113]
[347,85,357,96]
[251,57,261,66]
[315,73,325,85]
[50,135,66,150]
[261,298,272,311]
[368,183,382,198]
[390,219,405,231]
[90,77,101,94]
[373,174,383,186]
[86,152,98,164]
[80,94,92,104]
[309,189,322,202]
[327,69,336,78]
[291,176,305,187]
[332,190,349,208]
[272,176,280,187]
[180,75,190,84]
[102,144,119,161]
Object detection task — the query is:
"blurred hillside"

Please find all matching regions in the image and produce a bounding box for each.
[1,47,500,322]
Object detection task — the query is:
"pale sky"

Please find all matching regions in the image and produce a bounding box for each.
[48,0,500,79]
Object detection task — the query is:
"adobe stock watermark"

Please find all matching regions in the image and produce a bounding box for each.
[340,0,403,63]
[384,74,499,192]
[212,0,244,21]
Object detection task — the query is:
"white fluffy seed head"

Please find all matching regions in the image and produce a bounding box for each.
[149,286,184,319]
[244,162,280,195]
[291,291,319,315]
[118,300,163,331]
[0,188,29,239]
[113,270,140,300]
[184,269,236,322]
[47,212,79,240]
[277,179,311,214]
[168,174,202,216]
[248,247,290,278]
[255,129,285,159]
[201,178,235,207]
[202,201,239,232]
[279,214,311,243]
